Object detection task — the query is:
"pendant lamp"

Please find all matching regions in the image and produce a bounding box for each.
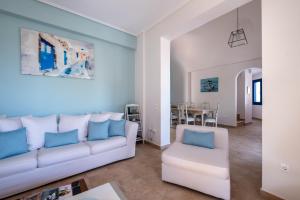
[228,8,248,48]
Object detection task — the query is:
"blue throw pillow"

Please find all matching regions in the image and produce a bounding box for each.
[109,119,126,137]
[183,129,215,149]
[0,128,28,159]
[44,129,79,148]
[88,120,110,141]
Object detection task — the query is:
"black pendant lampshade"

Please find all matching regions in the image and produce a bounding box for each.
[228,8,248,48]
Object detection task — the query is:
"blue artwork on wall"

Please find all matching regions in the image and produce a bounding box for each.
[201,77,219,92]
[21,28,95,79]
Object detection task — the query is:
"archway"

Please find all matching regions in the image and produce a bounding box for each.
[236,67,262,126]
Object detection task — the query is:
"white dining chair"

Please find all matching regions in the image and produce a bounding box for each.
[170,111,179,127]
[178,104,195,125]
[188,102,198,108]
[204,104,219,127]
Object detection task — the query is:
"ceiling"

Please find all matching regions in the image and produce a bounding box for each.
[38,0,191,35]
[171,0,261,71]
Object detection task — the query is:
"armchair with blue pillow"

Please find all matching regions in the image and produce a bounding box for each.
[162,124,230,200]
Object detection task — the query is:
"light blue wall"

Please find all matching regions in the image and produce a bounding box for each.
[0,1,136,117]
[0,0,136,49]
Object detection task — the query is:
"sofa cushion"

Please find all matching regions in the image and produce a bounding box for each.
[86,136,126,154]
[0,128,28,159]
[21,115,57,150]
[175,125,228,151]
[0,150,37,178]
[162,142,229,179]
[90,113,111,122]
[102,112,124,120]
[109,120,126,137]
[44,130,79,148]
[0,117,23,132]
[38,143,90,167]
[183,129,215,149]
[88,120,109,141]
[59,114,90,141]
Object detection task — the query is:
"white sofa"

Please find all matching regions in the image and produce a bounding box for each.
[0,121,138,199]
[162,125,230,200]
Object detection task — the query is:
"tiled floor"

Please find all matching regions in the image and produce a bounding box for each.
[9,120,264,200]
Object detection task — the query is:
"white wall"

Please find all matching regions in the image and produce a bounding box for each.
[135,33,147,139]
[252,72,262,119]
[160,38,171,145]
[135,33,144,106]
[135,0,252,146]
[237,71,245,119]
[238,69,260,122]
[244,69,253,123]
[170,56,189,104]
[191,60,261,126]
[262,0,300,199]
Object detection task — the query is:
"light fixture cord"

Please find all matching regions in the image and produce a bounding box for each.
[237,8,239,30]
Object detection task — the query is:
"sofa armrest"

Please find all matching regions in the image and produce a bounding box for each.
[125,121,138,157]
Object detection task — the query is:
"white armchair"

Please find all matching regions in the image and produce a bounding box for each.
[162,125,230,200]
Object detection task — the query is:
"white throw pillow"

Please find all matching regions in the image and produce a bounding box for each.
[59,114,90,141]
[0,117,23,132]
[90,113,111,122]
[103,112,124,120]
[21,115,57,150]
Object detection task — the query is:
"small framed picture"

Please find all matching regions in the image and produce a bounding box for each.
[201,77,219,92]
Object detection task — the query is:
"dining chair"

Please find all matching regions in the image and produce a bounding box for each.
[178,104,195,125]
[177,104,184,124]
[204,104,219,127]
[192,103,202,125]
[189,102,198,108]
[194,114,202,125]
[170,109,179,127]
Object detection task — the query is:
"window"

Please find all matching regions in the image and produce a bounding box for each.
[40,42,45,52]
[46,45,52,54]
[253,79,262,105]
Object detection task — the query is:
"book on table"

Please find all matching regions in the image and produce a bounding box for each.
[23,180,87,200]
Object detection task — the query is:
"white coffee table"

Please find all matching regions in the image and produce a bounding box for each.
[66,182,126,200]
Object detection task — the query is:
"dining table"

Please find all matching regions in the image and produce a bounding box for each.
[186,107,213,126]
[171,105,214,126]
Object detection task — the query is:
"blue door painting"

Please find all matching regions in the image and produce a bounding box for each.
[39,38,55,71]
[21,28,95,79]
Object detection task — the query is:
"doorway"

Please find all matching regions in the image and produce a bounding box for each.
[236,68,262,126]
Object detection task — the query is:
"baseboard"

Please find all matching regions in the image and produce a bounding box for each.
[160,144,170,150]
[260,189,284,200]
[218,124,236,128]
[252,117,262,120]
[144,141,160,150]
[144,140,169,150]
